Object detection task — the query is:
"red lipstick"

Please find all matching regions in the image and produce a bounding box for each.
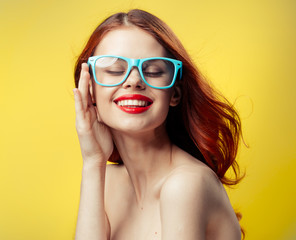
[114,94,153,114]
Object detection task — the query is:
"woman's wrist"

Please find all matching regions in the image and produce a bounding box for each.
[82,157,107,173]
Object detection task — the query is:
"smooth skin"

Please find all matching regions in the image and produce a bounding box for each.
[74,26,241,240]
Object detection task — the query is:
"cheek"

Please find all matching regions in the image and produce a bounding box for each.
[160,90,174,108]
[93,87,114,115]
[93,85,114,103]
[154,91,174,120]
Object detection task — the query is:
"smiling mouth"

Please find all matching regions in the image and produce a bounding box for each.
[116,99,152,107]
[113,94,153,114]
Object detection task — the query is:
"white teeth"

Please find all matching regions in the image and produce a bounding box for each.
[117,100,148,107]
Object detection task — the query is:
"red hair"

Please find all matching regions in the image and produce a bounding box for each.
[74,9,243,185]
[74,9,245,238]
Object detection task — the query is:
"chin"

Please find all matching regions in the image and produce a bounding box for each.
[109,118,167,135]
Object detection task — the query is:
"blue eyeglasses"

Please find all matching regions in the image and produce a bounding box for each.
[87,55,182,89]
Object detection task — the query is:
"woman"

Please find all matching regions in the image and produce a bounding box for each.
[73,9,243,240]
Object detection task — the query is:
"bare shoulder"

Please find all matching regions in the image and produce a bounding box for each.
[159,147,241,239]
[160,155,224,213]
[161,147,224,203]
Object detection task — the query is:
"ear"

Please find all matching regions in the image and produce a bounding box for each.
[170,84,182,107]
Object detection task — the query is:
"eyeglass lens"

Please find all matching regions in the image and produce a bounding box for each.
[94,57,175,87]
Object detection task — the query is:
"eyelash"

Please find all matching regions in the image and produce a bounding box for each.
[143,71,163,77]
[105,70,126,75]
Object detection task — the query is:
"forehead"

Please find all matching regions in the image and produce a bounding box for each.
[93,26,167,58]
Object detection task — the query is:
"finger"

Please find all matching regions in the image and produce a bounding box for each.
[88,79,102,122]
[79,63,90,111]
[73,88,85,122]
[78,63,90,111]
[88,91,103,123]
[87,81,94,108]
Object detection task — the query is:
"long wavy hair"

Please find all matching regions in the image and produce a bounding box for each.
[74,8,243,184]
[74,8,245,237]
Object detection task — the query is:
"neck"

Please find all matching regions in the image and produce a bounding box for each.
[111,126,174,204]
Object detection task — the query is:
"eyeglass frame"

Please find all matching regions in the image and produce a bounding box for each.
[87,55,183,89]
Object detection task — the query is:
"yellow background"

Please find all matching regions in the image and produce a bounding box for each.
[0,0,295,239]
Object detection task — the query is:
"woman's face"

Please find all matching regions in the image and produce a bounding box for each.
[91,26,179,134]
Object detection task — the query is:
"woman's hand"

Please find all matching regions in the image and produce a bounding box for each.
[74,63,114,166]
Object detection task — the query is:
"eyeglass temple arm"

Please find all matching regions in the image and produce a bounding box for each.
[178,64,183,80]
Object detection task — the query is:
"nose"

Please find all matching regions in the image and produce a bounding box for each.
[122,67,146,90]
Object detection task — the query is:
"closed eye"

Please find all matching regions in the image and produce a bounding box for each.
[105,70,126,76]
[143,71,164,77]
